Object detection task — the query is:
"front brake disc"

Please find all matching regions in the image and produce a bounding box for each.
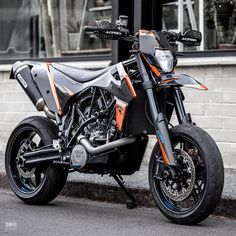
[160,149,196,202]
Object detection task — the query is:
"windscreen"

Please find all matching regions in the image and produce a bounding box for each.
[139,30,171,55]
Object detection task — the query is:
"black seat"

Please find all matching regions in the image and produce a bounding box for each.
[52,63,110,83]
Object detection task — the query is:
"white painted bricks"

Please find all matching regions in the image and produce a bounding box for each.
[176,65,236,168]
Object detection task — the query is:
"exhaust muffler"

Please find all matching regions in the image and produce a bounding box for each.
[12,62,44,110]
[11,61,55,119]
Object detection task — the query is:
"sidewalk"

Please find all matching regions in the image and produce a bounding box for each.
[0,151,236,217]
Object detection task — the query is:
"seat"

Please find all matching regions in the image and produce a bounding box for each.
[52,63,110,83]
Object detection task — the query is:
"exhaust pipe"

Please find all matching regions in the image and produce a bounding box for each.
[16,148,61,166]
[17,136,136,166]
[77,135,136,155]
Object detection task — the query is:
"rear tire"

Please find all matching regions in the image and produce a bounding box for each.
[5,116,68,204]
[149,124,224,224]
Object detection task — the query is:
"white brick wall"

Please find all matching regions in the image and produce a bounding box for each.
[0,63,236,168]
[176,65,236,168]
[0,72,39,153]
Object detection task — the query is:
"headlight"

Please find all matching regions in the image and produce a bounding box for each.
[154,49,173,73]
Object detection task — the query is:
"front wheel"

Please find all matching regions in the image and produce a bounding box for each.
[149,124,224,225]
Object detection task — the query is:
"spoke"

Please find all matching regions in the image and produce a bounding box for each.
[37,140,43,148]
[153,174,162,181]
[28,131,36,141]
[170,180,175,188]
[183,141,191,153]
[35,172,42,186]
[29,178,37,188]
[22,178,31,188]
[24,177,35,189]
[191,189,199,203]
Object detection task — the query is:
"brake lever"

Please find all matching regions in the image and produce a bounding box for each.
[176,52,184,56]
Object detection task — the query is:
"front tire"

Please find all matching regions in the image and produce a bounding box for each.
[149,124,224,224]
[5,116,68,204]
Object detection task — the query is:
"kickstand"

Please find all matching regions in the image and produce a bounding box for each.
[111,174,138,209]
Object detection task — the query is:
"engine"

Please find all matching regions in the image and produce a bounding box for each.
[70,88,117,168]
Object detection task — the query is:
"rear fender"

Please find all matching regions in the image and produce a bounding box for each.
[159,74,208,90]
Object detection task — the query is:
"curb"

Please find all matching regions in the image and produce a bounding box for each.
[0,172,235,218]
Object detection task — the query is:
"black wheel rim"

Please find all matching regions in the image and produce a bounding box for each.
[152,136,207,214]
[9,128,47,194]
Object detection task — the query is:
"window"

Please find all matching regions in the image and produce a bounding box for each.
[163,0,236,52]
[0,0,112,60]
[205,0,236,50]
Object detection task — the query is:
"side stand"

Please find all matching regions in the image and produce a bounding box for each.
[111,174,138,209]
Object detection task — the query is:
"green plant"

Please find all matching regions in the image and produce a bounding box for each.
[67,17,81,33]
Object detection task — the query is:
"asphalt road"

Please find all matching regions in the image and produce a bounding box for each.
[0,191,235,236]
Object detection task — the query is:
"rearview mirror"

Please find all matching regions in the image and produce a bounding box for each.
[116,15,128,28]
[180,29,202,46]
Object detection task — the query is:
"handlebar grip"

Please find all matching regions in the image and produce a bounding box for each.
[84,26,98,32]
[163,31,178,37]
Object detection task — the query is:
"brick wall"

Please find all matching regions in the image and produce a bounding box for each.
[0,64,236,168]
[175,65,236,168]
[0,71,39,156]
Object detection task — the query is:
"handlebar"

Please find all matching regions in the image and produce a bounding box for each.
[84,26,98,33]
[163,31,181,43]
[163,30,202,46]
[84,20,201,46]
[84,20,137,42]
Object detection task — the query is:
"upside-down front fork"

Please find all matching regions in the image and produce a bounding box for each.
[146,89,176,167]
[136,55,176,168]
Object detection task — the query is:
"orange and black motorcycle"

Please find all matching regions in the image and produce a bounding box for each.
[5,16,224,224]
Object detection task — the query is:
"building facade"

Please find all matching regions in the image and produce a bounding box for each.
[0,0,236,168]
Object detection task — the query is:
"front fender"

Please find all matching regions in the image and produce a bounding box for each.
[159,74,208,90]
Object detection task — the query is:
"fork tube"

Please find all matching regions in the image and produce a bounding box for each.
[136,55,176,166]
[146,89,159,120]
[173,87,192,124]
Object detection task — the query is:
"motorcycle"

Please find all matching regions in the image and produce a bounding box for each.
[5,16,224,225]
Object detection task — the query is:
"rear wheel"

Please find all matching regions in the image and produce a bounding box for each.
[5,116,68,204]
[149,124,224,224]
